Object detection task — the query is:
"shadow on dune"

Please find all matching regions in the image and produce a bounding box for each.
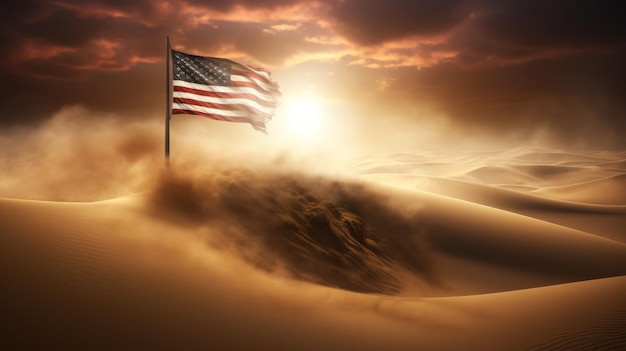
[148,169,438,295]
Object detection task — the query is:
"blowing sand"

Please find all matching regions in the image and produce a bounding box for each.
[1,146,625,350]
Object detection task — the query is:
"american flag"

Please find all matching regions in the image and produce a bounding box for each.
[171,50,281,133]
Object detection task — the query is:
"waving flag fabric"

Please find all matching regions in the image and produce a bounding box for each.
[170,50,281,133]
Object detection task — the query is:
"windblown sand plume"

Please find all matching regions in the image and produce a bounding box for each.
[2,144,626,350]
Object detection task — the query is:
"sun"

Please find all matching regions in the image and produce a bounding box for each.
[285,97,324,138]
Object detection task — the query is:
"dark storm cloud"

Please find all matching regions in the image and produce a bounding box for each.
[0,0,261,76]
[2,0,625,74]
[324,0,469,45]
[0,0,322,126]
[448,0,626,148]
[474,0,626,50]
[0,2,165,75]
[322,0,626,57]
[21,8,104,48]
[180,20,331,65]
[183,0,301,11]
[0,0,625,148]
[376,49,626,148]
[321,0,626,147]
[449,0,626,66]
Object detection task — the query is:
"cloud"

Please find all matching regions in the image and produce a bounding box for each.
[4,0,626,74]
[374,52,626,149]
[445,0,626,66]
[474,0,626,50]
[324,0,469,46]
[1,0,625,149]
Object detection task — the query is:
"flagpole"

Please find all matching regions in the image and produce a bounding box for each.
[165,35,171,166]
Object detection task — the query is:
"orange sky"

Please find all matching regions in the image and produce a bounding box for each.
[1,0,625,151]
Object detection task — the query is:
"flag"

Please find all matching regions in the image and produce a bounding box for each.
[170,49,281,133]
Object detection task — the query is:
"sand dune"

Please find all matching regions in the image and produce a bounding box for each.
[2,147,625,350]
[532,174,626,205]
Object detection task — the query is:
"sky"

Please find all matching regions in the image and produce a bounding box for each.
[1,0,625,152]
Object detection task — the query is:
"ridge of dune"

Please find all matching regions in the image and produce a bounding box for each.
[352,148,625,184]
[5,164,625,298]
[352,148,626,248]
[147,172,436,295]
[2,146,625,350]
[1,194,626,350]
[360,173,626,243]
[532,173,626,205]
[145,168,626,295]
[374,182,626,293]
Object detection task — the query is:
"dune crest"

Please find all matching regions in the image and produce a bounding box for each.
[2,147,625,350]
[149,170,438,294]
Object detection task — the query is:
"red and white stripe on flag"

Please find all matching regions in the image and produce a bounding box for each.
[171,51,281,134]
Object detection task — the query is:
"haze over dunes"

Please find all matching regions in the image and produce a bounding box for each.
[1,119,625,350]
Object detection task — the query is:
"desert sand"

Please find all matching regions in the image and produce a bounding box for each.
[2,146,625,350]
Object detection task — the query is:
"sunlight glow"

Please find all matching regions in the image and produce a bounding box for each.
[285,97,324,138]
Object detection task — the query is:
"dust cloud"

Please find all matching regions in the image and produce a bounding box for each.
[0,105,162,201]
[149,167,439,294]
[0,105,440,294]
